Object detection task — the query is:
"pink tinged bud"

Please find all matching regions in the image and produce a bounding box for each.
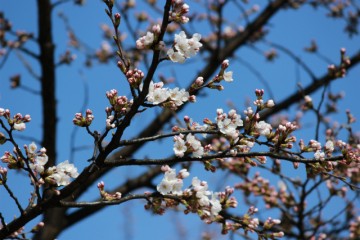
[221,59,229,69]
[23,114,31,122]
[184,115,190,122]
[255,88,264,97]
[152,24,161,34]
[195,76,204,85]
[188,95,196,102]
[266,99,275,108]
[203,118,212,125]
[0,108,4,116]
[97,181,105,189]
[161,165,170,172]
[172,126,180,132]
[225,186,234,194]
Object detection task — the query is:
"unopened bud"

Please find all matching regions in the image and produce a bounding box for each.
[114,13,121,27]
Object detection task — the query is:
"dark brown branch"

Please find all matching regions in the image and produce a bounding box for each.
[104,152,346,167]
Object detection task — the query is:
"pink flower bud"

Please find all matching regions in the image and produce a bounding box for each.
[188,95,196,102]
[221,59,229,69]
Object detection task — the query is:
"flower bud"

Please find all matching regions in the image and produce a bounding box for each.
[114,13,121,27]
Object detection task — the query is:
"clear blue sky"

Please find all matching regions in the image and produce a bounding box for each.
[1,1,359,239]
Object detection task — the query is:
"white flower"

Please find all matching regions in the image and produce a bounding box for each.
[223,71,233,82]
[29,142,37,154]
[29,155,48,174]
[167,31,202,63]
[144,32,154,45]
[266,99,275,108]
[314,150,325,161]
[255,121,272,136]
[51,172,71,186]
[56,160,79,178]
[173,135,187,157]
[192,177,210,198]
[164,168,176,181]
[171,179,184,195]
[169,88,189,106]
[217,119,237,137]
[325,140,334,152]
[179,169,190,178]
[136,31,154,49]
[13,122,26,131]
[151,88,169,104]
[157,167,185,196]
[157,179,173,195]
[186,134,204,158]
[146,81,170,104]
[167,48,186,63]
[49,160,79,186]
[198,195,210,207]
[210,193,222,216]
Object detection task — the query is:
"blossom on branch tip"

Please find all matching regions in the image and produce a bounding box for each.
[167,31,202,63]
[169,1,190,23]
[145,81,190,109]
[13,122,26,131]
[223,71,233,82]
[136,31,154,49]
[255,121,272,136]
[157,166,188,195]
[46,160,79,186]
[173,134,187,157]
[216,109,243,138]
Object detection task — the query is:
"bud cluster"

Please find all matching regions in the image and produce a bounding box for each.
[97,181,122,201]
[126,68,144,88]
[0,108,31,132]
[169,0,190,24]
[173,133,205,158]
[328,48,351,78]
[136,24,162,50]
[106,89,133,116]
[73,109,94,127]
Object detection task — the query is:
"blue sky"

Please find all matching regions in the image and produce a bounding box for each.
[1,1,360,239]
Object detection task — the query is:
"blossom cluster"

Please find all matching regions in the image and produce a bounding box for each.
[157,165,189,195]
[104,89,134,128]
[1,142,79,187]
[216,109,243,139]
[27,142,48,173]
[145,81,194,109]
[189,176,222,219]
[169,0,190,24]
[167,31,202,63]
[0,108,31,131]
[156,166,228,222]
[73,109,94,127]
[136,24,161,50]
[46,160,79,187]
[173,133,205,158]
